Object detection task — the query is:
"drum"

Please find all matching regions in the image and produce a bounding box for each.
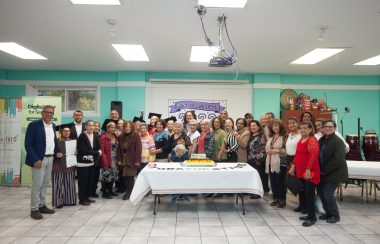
[346,135,359,151]
[363,135,379,155]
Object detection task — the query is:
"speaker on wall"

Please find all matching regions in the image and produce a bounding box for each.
[111,101,123,118]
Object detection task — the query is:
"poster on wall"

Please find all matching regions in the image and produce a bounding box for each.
[168,99,227,122]
[21,96,61,185]
[0,98,22,186]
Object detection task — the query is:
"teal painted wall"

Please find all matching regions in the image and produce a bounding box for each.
[292,89,380,136]
[116,87,145,120]
[252,88,281,119]
[0,85,25,98]
[281,75,379,85]
[251,73,380,135]
[0,70,379,135]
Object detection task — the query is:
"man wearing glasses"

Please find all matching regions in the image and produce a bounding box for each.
[25,105,62,219]
[318,120,348,224]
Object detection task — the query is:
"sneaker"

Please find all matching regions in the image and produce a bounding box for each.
[302,218,316,227]
[39,205,55,214]
[30,210,43,220]
[79,201,90,206]
[319,213,330,220]
[87,199,96,203]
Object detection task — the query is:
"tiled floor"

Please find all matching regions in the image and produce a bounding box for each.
[0,184,379,244]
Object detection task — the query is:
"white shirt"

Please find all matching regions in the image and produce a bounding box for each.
[43,121,55,155]
[335,131,350,152]
[286,132,301,156]
[85,132,94,148]
[74,122,83,137]
[315,131,349,152]
[187,131,200,144]
[314,132,323,140]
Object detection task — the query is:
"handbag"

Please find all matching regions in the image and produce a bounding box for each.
[286,174,304,196]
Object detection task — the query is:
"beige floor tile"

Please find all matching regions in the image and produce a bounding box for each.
[175,236,202,244]
[125,226,152,236]
[66,236,97,244]
[38,236,70,244]
[9,236,43,244]
[120,236,149,244]
[175,226,200,237]
[227,236,255,244]
[223,225,250,236]
[99,226,127,237]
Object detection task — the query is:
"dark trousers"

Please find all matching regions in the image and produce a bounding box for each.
[102,181,114,196]
[90,166,100,195]
[317,181,340,218]
[250,161,269,193]
[77,166,94,202]
[225,151,237,162]
[124,176,135,197]
[298,190,307,210]
[303,180,317,220]
[260,158,270,193]
[269,166,287,201]
[115,168,126,192]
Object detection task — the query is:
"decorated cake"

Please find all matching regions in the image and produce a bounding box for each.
[182,154,215,167]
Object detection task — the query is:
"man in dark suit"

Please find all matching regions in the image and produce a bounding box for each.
[25,105,63,220]
[69,110,85,139]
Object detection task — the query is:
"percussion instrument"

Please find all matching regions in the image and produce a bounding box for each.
[362,131,380,161]
[346,135,359,151]
[345,134,362,160]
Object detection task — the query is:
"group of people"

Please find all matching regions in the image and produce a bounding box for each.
[25,106,348,228]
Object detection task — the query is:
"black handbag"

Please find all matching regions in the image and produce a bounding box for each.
[286,174,304,196]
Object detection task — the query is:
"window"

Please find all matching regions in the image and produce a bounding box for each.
[35,87,99,116]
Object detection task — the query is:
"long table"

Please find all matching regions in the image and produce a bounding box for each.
[347,160,380,181]
[345,160,380,202]
[129,162,264,215]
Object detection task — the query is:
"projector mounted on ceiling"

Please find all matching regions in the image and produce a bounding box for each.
[197,6,238,68]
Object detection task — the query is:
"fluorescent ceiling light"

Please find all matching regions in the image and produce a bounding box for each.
[70,0,120,5]
[354,54,380,65]
[291,48,345,65]
[198,0,247,8]
[112,44,149,61]
[190,46,219,62]
[0,42,47,60]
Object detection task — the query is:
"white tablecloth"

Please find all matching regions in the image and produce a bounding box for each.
[130,163,264,205]
[347,160,380,180]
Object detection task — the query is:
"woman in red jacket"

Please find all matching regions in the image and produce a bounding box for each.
[100,121,121,199]
[289,121,320,227]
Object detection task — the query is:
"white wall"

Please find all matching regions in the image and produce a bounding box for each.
[145,83,252,122]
